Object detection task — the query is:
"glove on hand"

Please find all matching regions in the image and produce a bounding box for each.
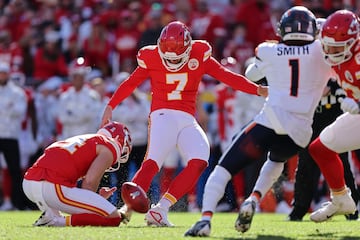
[340,97,360,114]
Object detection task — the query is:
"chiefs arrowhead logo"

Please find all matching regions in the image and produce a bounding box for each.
[348,19,359,35]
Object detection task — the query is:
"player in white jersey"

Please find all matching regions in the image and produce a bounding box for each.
[185,6,334,237]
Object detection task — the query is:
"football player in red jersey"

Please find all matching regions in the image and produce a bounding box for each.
[22,121,132,227]
[308,10,360,222]
[100,21,268,226]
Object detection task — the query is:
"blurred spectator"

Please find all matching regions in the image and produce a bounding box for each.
[10,71,38,171]
[62,14,84,64]
[83,17,112,77]
[113,10,141,75]
[56,57,102,140]
[32,30,68,86]
[189,0,227,58]
[0,30,23,73]
[128,0,147,32]
[3,0,32,42]
[173,0,193,25]
[9,71,38,209]
[17,19,42,79]
[32,76,62,162]
[0,61,27,210]
[222,23,254,74]
[235,0,278,47]
[138,7,165,49]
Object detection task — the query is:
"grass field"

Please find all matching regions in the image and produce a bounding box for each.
[1,210,359,240]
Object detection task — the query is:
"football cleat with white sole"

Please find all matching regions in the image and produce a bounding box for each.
[235,199,256,233]
[33,211,62,227]
[118,204,133,225]
[145,204,174,227]
[310,189,356,222]
[184,220,211,237]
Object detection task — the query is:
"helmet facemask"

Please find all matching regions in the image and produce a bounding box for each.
[321,37,356,66]
[158,45,192,72]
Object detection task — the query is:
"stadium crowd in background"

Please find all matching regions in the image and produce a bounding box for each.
[0,0,360,221]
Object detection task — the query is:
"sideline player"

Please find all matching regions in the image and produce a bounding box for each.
[185,6,334,236]
[100,21,268,226]
[308,9,360,222]
[23,121,132,227]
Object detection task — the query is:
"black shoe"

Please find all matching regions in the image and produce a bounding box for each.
[345,210,358,220]
[286,215,303,221]
[287,207,306,221]
[184,220,211,237]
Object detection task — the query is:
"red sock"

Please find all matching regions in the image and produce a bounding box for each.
[309,138,345,189]
[69,213,121,226]
[167,159,207,200]
[160,167,176,195]
[132,159,159,192]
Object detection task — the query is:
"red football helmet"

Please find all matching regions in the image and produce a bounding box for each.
[157,21,192,72]
[97,121,132,172]
[320,10,360,66]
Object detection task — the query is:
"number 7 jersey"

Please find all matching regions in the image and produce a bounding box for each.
[108,40,259,116]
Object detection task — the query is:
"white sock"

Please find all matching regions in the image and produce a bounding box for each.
[201,165,231,213]
[252,160,284,199]
[158,198,172,210]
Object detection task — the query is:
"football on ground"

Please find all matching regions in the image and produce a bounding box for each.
[121,182,150,213]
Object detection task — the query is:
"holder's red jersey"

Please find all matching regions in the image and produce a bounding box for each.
[332,43,360,101]
[108,40,258,116]
[24,134,120,187]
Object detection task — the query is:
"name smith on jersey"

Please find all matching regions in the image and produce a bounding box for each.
[277,45,310,56]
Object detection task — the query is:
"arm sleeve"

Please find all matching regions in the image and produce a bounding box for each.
[205,57,259,95]
[245,62,266,82]
[108,67,149,109]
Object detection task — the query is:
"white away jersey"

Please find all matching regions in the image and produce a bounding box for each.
[250,40,334,147]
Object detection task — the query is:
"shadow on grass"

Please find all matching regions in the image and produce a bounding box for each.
[218,234,359,240]
[219,236,294,240]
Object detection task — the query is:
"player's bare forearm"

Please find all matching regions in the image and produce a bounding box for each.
[100,105,113,127]
[257,85,268,97]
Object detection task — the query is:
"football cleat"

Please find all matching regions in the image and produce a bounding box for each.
[118,204,133,225]
[33,211,60,227]
[145,204,174,227]
[184,220,211,237]
[235,199,256,233]
[310,189,356,222]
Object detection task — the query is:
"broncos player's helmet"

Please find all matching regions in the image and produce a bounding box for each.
[277,6,317,42]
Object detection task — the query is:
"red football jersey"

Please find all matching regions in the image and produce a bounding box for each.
[108,40,258,115]
[332,43,360,101]
[24,134,120,187]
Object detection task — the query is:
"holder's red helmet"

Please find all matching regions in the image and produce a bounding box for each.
[97,121,132,172]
